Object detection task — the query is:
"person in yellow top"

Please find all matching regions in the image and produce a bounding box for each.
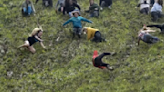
[82,27,105,42]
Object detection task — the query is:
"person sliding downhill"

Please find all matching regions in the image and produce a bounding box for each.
[138,25,160,46]
[82,27,105,42]
[18,27,46,53]
[63,11,92,39]
[92,50,114,70]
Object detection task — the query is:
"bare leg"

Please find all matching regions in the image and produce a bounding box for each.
[28,46,36,54]
[18,41,30,48]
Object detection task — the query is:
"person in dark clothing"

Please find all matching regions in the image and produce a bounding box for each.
[99,0,112,10]
[147,24,164,33]
[18,27,46,53]
[35,0,53,7]
[63,0,81,17]
[138,25,159,46]
[92,50,114,70]
[85,0,99,17]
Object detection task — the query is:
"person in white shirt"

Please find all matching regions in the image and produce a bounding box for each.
[150,0,163,21]
[137,0,150,15]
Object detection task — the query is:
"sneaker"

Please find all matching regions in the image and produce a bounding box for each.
[108,6,112,9]
[107,65,114,71]
[100,7,103,11]
[111,52,117,56]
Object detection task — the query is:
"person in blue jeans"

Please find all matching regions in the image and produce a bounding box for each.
[63,11,92,38]
[138,25,159,46]
[22,0,35,16]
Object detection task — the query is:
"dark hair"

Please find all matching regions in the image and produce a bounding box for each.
[158,0,163,7]
[144,0,147,4]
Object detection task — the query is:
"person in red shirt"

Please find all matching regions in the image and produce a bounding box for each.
[92,50,114,70]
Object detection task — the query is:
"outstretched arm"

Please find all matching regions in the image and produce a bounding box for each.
[63,19,72,26]
[35,35,43,42]
[81,17,92,23]
[146,29,156,33]
[40,42,46,49]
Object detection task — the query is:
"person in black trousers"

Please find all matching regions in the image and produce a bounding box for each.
[92,50,114,70]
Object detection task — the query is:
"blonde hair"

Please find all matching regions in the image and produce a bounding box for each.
[29,28,42,37]
[82,27,88,32]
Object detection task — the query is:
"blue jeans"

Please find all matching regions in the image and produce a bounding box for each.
[23,6,33,15]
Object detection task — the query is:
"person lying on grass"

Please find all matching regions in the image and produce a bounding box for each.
[138,25,160,46]
[82,27,105,42]
[92,50,114,70]
[63,11,92,39]
[18,27,46,53]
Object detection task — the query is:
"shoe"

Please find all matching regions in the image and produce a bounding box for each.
[107,65,114,71]
[100,7,103,11]
[111,52,116,56]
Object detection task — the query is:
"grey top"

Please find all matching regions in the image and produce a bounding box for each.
[55,0,65,8]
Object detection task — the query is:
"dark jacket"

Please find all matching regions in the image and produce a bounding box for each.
[63,3,80,15]
[99,0,112,6]
[89,3,99,13]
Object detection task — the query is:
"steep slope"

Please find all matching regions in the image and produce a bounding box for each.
[1,0,164,92]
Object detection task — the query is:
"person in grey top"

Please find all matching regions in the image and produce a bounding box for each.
[55,0,65,12]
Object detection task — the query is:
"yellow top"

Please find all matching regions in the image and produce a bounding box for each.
[87,27,98,40]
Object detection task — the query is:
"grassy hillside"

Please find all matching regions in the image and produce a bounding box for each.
[1,0,164,92]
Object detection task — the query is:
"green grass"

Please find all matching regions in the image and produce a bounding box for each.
[1,0,164,92]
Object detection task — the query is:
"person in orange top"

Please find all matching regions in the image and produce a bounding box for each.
[82,27,105,42]
[92,50,114,70]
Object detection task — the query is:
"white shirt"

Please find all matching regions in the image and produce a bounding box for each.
[139,0,150,10]
[151,2,162,12]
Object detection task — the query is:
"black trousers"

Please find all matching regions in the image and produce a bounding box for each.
[151,11,163,22]
[147,24,164,33]
[140,7,149,15]
[94,53,111,67]
[92,31,105,42]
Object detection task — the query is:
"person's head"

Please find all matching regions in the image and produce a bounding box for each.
[144,0,147,4]
[82,27,88,34]
[157,0,163,6]
[26,0,30,3]
[90,0,94,5]
[30,28,43,37]
[72,11,80,17]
